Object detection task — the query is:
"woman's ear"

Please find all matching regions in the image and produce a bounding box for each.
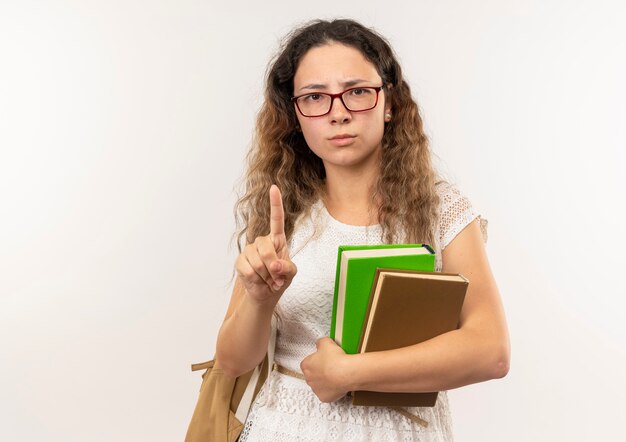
[384,104,392,122]
[384,84,393,122]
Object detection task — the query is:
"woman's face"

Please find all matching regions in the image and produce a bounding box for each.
[292,43,391,174]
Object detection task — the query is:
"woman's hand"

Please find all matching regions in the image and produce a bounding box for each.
[235,185,297,307]
[301,337,352,403]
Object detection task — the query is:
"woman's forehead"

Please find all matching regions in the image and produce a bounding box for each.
[293,43,381,89]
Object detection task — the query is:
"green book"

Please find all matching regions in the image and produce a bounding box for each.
[330,244,436,354]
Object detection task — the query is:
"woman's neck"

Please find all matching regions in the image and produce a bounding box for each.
[322,164,380,226]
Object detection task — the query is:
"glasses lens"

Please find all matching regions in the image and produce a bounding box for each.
[342,88,377,111]
[297,94,331,117]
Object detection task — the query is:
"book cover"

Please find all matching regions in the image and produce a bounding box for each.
[330,244,435,355]
[352,268,469,407]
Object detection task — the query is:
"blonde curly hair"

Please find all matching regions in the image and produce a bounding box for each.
[235,19,441,249]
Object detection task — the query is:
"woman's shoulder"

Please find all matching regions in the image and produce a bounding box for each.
[434,179,488,248]
[434,179,475,215]
[434,179,465,202]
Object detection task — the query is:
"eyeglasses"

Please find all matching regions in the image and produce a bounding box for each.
[291,86,384,117]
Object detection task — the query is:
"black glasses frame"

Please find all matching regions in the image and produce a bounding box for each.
[291,86,384,117]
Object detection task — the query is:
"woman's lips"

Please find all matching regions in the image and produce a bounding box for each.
[328,134,356,146]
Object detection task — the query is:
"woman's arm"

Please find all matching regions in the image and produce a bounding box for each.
[215,185,297,378]
[215,278,277,378]
[301,219,510,401]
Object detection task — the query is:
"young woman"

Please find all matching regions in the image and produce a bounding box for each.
[215,18,510,441]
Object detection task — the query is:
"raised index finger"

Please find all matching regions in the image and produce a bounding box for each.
[269,184,285,238]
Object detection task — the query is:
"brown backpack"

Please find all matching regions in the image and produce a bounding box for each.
[185,323,276,442]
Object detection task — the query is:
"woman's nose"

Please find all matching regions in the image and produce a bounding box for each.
[328,96,352,123]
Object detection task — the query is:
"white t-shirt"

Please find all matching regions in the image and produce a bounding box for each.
[239,181,487,442]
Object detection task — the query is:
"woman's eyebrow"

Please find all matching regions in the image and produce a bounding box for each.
[296,79,371,92]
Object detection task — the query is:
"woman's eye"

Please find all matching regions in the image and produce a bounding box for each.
[304,94,322,101]
[349,88,371,96]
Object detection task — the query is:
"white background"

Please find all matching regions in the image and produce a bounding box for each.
[1,1,625,440]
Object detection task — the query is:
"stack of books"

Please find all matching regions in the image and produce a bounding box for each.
[330,244,469,407]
